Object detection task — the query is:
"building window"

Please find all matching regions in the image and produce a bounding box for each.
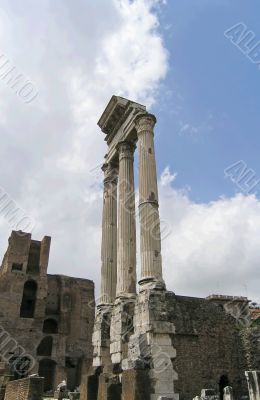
[20,280,37,318]
[43,319,58,334]
[26,242,40,274]
[12,263,23,272]
[38,359,56,392]
[37,336,53,357]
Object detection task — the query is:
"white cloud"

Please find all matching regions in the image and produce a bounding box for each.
[0,0,168,289]
[159,168,260,303]
[160,166,177,186]
[0,0,259,305]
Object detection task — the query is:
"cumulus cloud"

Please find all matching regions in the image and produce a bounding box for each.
[0,0,258,305]
[159,168,260,303]
[0,0,168,287]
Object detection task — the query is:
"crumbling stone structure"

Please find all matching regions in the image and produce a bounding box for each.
[0,231,95,394]
[84,96,259,400]
[4,376,44,400]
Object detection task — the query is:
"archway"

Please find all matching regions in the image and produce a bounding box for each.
[108,383,122,400]
[66,357,81,391]
[87,369,101,400]
[43,319,58,334]
[26,242,40,274]
[37,336,53,357]
[39,359,56,392]
[219,375,230,400]
[20,280,37,318]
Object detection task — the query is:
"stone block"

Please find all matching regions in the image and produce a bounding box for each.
[149,321,175,334]
[151,343,176,358]
[122,369,150,400]
[68,392,80,400]
[111,353,121,364]
[147,333,172,346]
[110,341,122,354]
[223,386,234,400]
[151,394,179,400]
[245,371,260,400]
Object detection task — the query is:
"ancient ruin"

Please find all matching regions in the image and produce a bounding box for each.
[0,231,95,396]
[0,96,259,400]
[84,96,260,400]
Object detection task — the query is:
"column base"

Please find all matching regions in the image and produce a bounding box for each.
[92,305,113,368]
[138,277,166,292]
[125,288,178,399]
[110,297,136,365]
[115,293,136,303]
[97,303,113,310]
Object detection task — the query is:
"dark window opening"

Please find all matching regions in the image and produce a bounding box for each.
[66,357,82,391]
[108,383,122,400]
[20,280,37,318]
[9,356,31,380]
[87,373,99,400]
[27,241,41,274]
[12,263,23,272]
[37,336,53,357]
[219,375,230,400]
[39,359,56,392]
[43,319,58,334]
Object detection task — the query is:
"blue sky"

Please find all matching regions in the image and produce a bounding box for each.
[153,0,260,202]
[0,0,259,302]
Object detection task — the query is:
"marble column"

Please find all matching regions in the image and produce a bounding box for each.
[116,141,137,298]
[100,161,118,305]
[135,114,165,289]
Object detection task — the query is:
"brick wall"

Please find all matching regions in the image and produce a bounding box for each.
[241,325,260,369]
[167,294,248,400]
[4,377,44,400]
[0,231,95,392]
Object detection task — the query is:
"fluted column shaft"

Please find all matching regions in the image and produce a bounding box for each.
[136,114,164,288]
[100,162,118,305]
[116,141,136,298]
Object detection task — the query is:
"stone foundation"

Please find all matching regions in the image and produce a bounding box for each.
[124,289,178,400]
[92,306,112,368]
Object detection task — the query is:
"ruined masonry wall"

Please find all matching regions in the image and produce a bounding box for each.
[169,295,249,400]
[4,377,44,400]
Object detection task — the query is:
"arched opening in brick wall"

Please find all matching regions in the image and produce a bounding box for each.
[219,375,230,400]
[87,368,102,400]
[39,358,56,392]
[66,357,82,391]
[107,382,122,400]
[26,241,40,274]
[37,336,53,357]
[43,318,58,334]
[20,280,37,318]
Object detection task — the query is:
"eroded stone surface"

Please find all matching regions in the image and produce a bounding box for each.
[0,231,95,393]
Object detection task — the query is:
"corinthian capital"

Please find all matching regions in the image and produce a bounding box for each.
[102,161,118,184]
[135,113,157,135]
[117,141,136,160]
